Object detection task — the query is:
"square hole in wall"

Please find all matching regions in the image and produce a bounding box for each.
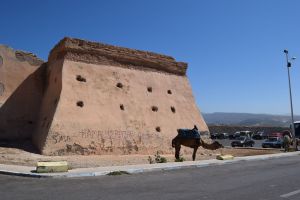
[152,106,158,112]
[116,82,123,88]
[171,106,176,113]
[77,101,84,107]
[76,75,86,82]
[156,127,161,132]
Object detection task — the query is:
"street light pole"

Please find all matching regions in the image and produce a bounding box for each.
[283,49,296,150]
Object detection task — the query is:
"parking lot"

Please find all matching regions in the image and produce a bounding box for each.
[213,138,267,148]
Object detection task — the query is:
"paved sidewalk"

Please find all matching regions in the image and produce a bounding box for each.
[0,151,299,178]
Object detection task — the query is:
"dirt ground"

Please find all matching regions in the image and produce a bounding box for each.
[0,141,281,169]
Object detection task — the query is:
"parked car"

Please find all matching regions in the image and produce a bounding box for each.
[210,133,218,139]
[231,136,255,147]
[268,132,284,139]
[233,131,241,138]
[239,131,254,138]
[217,133,229,139]
[262,137,283,148]
[252,131,268,140]
[228,133,236,139]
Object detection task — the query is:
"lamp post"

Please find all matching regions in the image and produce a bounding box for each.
[283,49,296,150]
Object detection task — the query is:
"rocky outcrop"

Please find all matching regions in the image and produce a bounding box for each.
[49,37,188,76]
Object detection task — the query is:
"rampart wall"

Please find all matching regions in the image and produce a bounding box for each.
[1,38,208,155]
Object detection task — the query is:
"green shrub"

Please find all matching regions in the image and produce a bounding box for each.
[107,171,131,176]
[158,157,167,163]
[154,151,167,163]
[175,156,185,162]
[148,151,168,164]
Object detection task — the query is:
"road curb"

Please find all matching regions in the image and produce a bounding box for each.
[0,151,299,178]
[0,170,45,178]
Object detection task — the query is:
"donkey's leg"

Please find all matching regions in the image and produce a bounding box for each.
[192,146,198,161]
[175,144,181,160]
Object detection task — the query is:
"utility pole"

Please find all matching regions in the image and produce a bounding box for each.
[283,49,296,150]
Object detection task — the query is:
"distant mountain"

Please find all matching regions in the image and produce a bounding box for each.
[202,112,300,127]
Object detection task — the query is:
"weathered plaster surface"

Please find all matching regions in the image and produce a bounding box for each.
[1,38,208,155]
[0,45,45,140]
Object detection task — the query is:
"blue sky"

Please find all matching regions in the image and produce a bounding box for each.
[1,0,299,115]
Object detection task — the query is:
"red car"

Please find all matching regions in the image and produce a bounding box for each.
[269,132,283,138]
[268,131,292,139]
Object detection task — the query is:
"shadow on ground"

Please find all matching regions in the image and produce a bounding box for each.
[0,139,39,154]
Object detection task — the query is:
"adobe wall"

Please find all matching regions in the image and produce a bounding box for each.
[32,38,208,155]
[0,45,44,140]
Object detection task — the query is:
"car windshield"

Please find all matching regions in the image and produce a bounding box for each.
[240,132,251,136]
[236,137,246,141]
[266,138,278,142]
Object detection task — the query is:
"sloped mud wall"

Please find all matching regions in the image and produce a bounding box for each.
[0,38,208,156]
[32,38,208,155]
[0,45,44,140]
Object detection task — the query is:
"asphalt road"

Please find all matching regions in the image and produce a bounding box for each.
[1,155,300,200]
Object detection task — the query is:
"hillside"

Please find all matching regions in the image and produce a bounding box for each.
[203,112,300,127]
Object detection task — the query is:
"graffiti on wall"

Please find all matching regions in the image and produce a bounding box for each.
[51,129,165,155]
[80,128,164,149]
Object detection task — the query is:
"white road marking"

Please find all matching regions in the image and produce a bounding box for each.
[280,189,300,198]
